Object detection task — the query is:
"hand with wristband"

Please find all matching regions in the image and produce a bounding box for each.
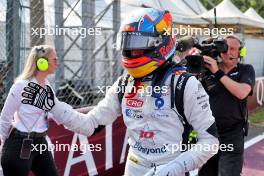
[203,56,221,74]
[198,36,256,176]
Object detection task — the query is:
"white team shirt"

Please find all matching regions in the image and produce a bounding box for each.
[0,77,52,141]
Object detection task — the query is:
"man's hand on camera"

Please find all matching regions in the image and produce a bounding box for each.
[21,82,55,111]
[203,56,219,73]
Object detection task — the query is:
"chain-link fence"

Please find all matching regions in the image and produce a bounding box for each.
[2,0,264,110]
[0,0,123,109]
[0,0,22,110]
[50,0,122,107]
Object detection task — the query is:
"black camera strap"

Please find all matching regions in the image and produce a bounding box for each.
[171,72,195,146]
[237,63,249,136]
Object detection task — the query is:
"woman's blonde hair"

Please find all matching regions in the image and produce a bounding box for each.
[16,45,54,81]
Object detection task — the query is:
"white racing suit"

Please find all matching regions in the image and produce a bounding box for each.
[50,73,219,176]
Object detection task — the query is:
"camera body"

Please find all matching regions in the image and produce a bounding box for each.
[186,38,228,74]
[196,38,228,58]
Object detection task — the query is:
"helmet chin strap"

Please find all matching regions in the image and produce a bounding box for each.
[149,59,172,75]
[151,62,174,98]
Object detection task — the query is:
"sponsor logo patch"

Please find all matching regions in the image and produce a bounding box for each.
[126,99,143,108]
[155,97,164,109]
[151,112,169,119]
[132,142,167,155]
[125,108,143,119]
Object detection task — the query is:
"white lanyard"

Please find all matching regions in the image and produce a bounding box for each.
[17,111,48,138]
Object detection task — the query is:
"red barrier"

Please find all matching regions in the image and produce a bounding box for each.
[247,77,264,111]
[47,114,128,176]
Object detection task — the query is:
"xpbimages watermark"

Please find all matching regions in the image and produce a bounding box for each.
[31,141,102,154]
[31,25,102,38]
[97,85,169,96]
[165,143,234,154]
[163,25,234,38]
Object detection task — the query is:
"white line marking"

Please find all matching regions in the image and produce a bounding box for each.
[189,133,264,176]
[244,132,264,149]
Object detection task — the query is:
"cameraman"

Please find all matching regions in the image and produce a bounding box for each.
[198,35,255,176]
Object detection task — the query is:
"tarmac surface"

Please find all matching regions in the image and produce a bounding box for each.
[190,126,264,176]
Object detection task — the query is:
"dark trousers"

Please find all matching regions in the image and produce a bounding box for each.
[198,150,244,176]
[198,128,244,176]
[1,131,58,176]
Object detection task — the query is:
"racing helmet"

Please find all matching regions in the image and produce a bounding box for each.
[117,8,176,78]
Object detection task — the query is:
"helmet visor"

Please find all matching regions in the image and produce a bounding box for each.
[116,32,163,50]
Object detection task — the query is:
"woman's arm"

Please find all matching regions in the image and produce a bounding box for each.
[50,79,122,136]
[22,79,122,136]
[0,81,24,142]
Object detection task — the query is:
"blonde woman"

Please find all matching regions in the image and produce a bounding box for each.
[0,45,58,176]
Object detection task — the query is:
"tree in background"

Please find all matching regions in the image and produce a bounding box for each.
[200,0,264,18]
